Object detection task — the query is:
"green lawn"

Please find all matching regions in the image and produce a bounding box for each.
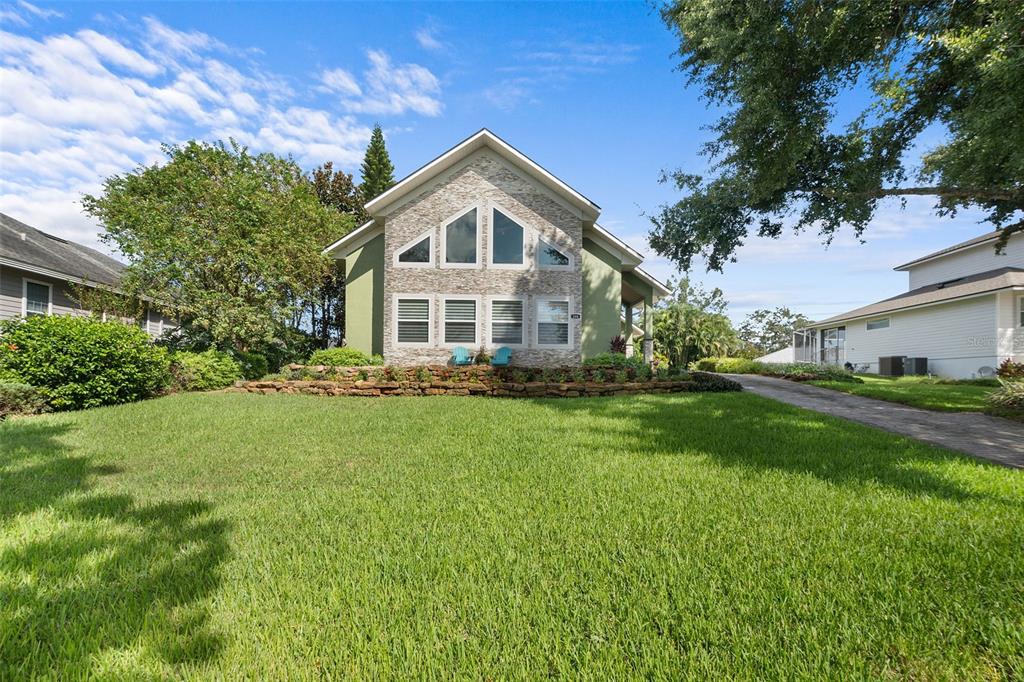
[2,392,1022,679]
[809,374,998,412]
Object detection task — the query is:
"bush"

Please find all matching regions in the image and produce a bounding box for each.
[997,359,1024,379]
[0,382,47,418]
[609,335,627,354]
[307,347,383,367]
[0,316,169,410]
[987,378,1024,412]
[231,350,268,380]
[170,350,242,391]
[582,352,646,370]
[690,371,743,392]
[690,357,764,373]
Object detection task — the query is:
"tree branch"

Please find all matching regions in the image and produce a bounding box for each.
[797,186,1020,203]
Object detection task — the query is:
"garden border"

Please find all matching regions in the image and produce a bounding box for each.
[227,365,740,398]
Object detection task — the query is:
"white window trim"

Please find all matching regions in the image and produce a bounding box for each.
[438,294,481,348]
[535,235,574,271]
[392,294,435,348]
[1018,295,1024,327]
[392,228,435,268]
[486,295,528,349]
[22,277,52,317]
[487,205,530,270]
[534,295,574,349]
[440,204,482,270]
[866,317,891,331]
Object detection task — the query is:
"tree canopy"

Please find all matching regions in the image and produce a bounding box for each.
[653,0,1023,271]
[83,140,351,351]
[653,277,739,367]
[359,124,396,204]
[738,307,812,356]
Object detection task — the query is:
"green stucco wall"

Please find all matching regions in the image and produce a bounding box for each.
[344,233,384,356]
[581,238,623,359]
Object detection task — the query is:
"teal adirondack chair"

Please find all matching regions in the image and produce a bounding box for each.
[451,346,473,366]
[491,346,512,367]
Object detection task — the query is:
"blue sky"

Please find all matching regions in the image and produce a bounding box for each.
[0,1,993,323]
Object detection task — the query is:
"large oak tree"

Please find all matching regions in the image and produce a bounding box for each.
[653,0,1023,271]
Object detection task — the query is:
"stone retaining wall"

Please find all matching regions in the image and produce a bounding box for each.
[226,365,740,398]
[228,377,700,398]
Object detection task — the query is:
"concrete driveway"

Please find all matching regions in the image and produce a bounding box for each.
[725,374,1024,469]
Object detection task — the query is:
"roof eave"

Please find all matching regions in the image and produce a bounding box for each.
[364,129,601,221]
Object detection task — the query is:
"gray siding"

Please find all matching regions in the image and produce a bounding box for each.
[0,265,90,320]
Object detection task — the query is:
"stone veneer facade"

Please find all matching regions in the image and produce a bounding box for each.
[382,150,584,367]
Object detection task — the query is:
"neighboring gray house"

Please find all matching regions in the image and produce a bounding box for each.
[0,212,172,335]
[796,229,1024,378]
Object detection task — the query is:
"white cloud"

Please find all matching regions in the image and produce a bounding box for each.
[483,39,640,112]
[17,1,62,19]
[342,49,442,117]
[414,24,445,52]
[0,17,443,251]
[319,67,361,97]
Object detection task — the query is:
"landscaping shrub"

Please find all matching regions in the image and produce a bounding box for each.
[170,350,242,391]
[474,348,491,365]
[582,352,646,370]
[987,378,1024,414]
[307,347,383,367]
[0,382,47,418]
[690,371,743,392]
[231,350,268,380]
[997,358,1024,379]
[696,356,862,383]
[609,335,627,354]
[0,316,169,410]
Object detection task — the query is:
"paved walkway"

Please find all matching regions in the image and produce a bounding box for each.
[725,374,1024,469]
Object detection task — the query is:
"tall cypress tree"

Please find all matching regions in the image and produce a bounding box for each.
[359,124,396,204]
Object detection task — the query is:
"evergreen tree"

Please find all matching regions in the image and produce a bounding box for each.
[359,124,396,203]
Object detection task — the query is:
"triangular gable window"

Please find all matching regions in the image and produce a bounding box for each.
[394,230,434,266]
[538,239,570,268]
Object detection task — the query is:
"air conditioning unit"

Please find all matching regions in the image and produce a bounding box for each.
[903,357,928,376]
[879,356,906,377]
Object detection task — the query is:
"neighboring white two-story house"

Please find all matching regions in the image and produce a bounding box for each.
[324,130,668,367]
[796,229,1024,378]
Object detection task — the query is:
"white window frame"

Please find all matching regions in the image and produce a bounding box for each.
[487,205,530,270]
[439,204,482,270]
[535,235,574,271]
[534,295,573,349]
[22,278,52,317]
[438,295,481,348]
[392,229,435,268]
[392,294,435,348]
[486,296,528,349]
[1019,295,1024,327]
[866,317,890,331]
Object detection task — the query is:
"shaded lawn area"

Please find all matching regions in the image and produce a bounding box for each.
[1,392,1022,679]
[809,374,997,412]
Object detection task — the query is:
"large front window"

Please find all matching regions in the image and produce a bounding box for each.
[490,299,524,346]
[536,298,570,347]
[443,298,477,345]
[491,209,524,266]
[444,208,478,265]
[396,297,431,345]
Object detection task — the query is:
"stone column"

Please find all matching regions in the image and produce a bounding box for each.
[624,305,634,357]
[643,301,653,364]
